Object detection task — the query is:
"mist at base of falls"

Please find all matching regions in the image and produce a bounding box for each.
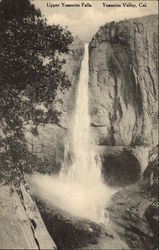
[31,43,116,224]
[31,173,116,223]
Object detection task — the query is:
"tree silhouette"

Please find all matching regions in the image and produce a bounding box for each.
[0,0,73,184]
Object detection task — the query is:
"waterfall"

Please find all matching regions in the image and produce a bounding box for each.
[58,43,111,223]
[31,43,115,224]
[61,43,103,187]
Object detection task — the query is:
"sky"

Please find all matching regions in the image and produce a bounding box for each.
[32,0,158,41]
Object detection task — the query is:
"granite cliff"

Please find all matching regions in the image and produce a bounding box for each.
[89,15,158,146]
[86,17,158,248]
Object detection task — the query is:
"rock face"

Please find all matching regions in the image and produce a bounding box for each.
[107,146,159,249]
[107,183,155,250]
[26,37,84,171]
[0,183,56,249]
[145,200,159,248]
[143,144,159,240]
[143,145,159,196]
[98,145,149,186]
[89,15,158,146]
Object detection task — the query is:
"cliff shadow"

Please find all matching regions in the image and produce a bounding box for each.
[100,147,141,187]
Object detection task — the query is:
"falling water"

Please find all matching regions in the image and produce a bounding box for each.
[61,43,102,185]
[32,43,115,224]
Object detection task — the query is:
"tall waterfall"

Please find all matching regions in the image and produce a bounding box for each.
[62,43,103,188]
[58,43,111,223]
[31,43,115,223]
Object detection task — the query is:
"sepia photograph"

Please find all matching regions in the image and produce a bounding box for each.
[0,0,158,249]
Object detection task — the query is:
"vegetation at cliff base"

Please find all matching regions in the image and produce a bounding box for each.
[0,0,73,184]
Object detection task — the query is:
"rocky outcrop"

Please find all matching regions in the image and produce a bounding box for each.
[142,145,159,247]
[106,145,159,249]
[26,37,84,171]
[0,182,56,249]
[145,200,159,248]
[143,145,158,196]
[89,15,158,146]
[107,183,155,250]
[98,145,149,186]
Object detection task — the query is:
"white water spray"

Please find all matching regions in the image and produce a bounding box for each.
[32,43,115,223]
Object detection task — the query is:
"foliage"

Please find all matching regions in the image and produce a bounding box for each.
[0,0,73,184]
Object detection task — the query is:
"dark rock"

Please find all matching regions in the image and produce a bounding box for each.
[143,145,159,197]
[145,200,159,242]
[101,148,140,186]
[97,145,149,186]
[142,146,159,249]
[108,184,155,249]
